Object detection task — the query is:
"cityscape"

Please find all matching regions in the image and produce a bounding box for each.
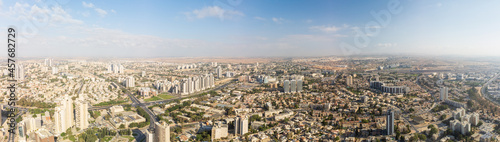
[1,0,500,142]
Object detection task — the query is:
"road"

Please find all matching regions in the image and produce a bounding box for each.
[480,73,500,106]
[87,75,235,132]
[88,79,235,110]
[7,107,27,142]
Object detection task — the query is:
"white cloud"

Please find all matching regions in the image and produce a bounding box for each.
[186,6,244,20]
[95,8,107,17]
[376,43,397,48]
[82,1,94,8]
[111,9,116,13]
[82,11,90,17]
[254,16,265,21]
[82,1,109,17]
[306,19,313,23]
[272,17,284,24]
[309,25,340,33]
[8,2,83,25]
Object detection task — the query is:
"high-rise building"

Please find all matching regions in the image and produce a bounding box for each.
[471,113,480,126]
[34,128,55,142]
[211,123,228,141]
[290,80,297,92]
[154,122,170,142]
[54,107,63,134]
[216,66,223,78]
[51,96,73,134]
[109,63,125,74]
[141,71,146,77]
[44,58,52,67]
[235,116,248,136]
[284,80,290,93]
[145,130,154,142]
[440,87,448,101]
[346,75,353,86]
[63,96,74,130]
[386,110,394,135]
[75,100,89,130]
[297,80,303,92]
[18,121,26,141]
[210,73,215,87]
[52,67,58,75]
[126,76,135,88]
[15,64,24,80]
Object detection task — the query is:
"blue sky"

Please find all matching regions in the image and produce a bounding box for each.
[0,0,499,57]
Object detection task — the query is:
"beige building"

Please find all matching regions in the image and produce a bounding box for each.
[145,130,154,142]
[154,121,170,142]
[75,100,89,130]
[211,123,228,141]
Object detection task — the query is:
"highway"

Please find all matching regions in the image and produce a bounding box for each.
[7,106,27,142]
[480,73,500,106]
[88,79,235,110]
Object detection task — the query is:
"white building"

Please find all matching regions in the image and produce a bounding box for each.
[235,115,248,136]
[440,87,448,101]
[125,76,135,88]
[75,100,89,130]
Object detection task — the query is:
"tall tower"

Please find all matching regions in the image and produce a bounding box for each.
[54,107,65,134]
[75,100,89,130]
[126,76,135,88]
[210,74,215,87]
[145,130,154,142]
[297,80,303,92]
[235,115,248,136]
[216,66,222,78]
[440,87,448,101]
[15,64,24,80]
[386,110,394,135]
[154,122,170,142]
[284,80,290,93]
[346,75,353,86]
[290,80,297,93]
[62,96,74,130]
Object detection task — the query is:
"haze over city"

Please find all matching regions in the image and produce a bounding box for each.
[2,1,500,142]
[0,0,500,57]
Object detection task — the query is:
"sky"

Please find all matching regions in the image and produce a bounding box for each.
[0,0,500,57]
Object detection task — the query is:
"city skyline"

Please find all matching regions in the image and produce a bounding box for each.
[1,0,500,57]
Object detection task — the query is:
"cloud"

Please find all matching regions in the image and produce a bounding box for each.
[254,16,265,21]
[82,1,108,17]
[185,6,244,20]
[309,25,340,33]
[272,17,284,24]
[376,43,398,48]
[82,1,94,8]
[436,3,442,7]
[111,9,116,13]
[82,11,90,17]
[8,2,83,25]
[305,19,313,23]
[94,8,107,17]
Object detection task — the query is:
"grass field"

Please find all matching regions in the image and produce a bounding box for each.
[144,94,175,102]
[122,136,135,142]
[102,136,113,142]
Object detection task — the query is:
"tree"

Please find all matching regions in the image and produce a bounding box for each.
[477,121,483,127]
[334,136,340,141]
[430,127,438,136]
[119,124,125,129]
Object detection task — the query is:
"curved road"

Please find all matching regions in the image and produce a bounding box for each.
[480,73,500,106]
